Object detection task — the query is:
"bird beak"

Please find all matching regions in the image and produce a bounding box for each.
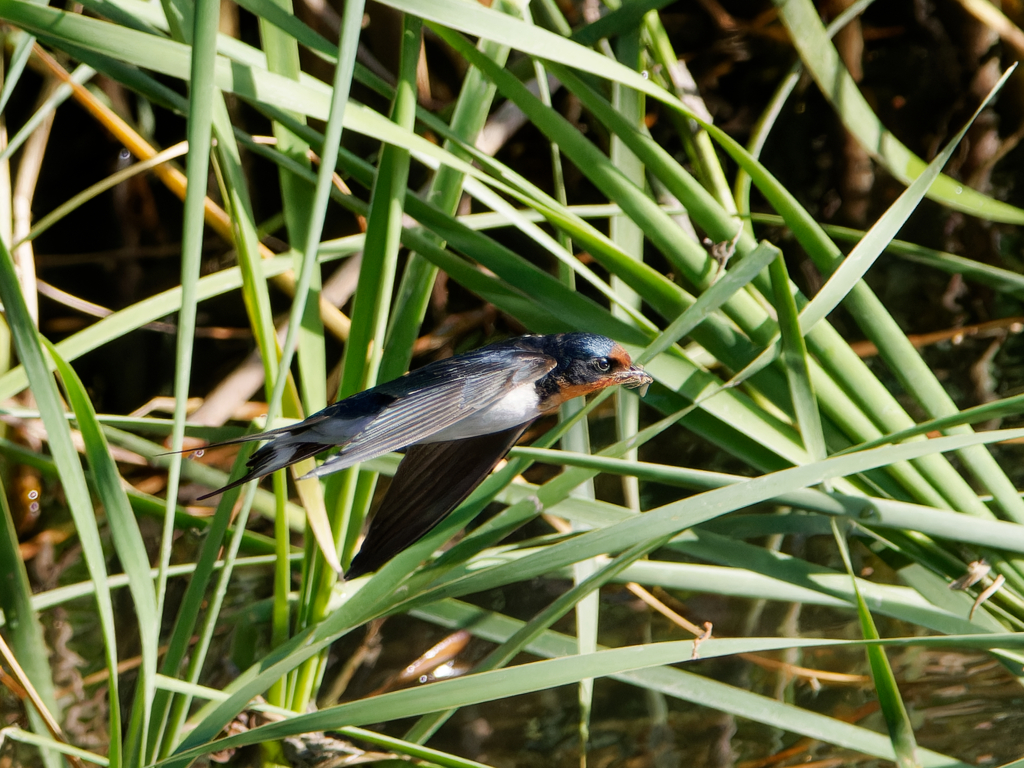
[617,365,653,397]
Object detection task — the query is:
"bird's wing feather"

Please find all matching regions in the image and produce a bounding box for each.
[305,351,553,477]
[196,346,552,497]
[344,424,529,579]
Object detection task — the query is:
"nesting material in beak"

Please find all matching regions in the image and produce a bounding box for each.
[621,365,653,397]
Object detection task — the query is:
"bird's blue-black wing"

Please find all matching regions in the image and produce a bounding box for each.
[199,346,553,498]
[303,350,553,477]
[344,424,529,579]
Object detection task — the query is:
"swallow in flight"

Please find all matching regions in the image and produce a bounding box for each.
[198,332,652,578]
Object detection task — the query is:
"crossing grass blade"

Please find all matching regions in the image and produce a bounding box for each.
[0,234,123,766]
[833,519,920,768]
[46,340,160,763]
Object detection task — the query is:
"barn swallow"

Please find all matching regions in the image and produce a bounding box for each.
[197,332,652,578]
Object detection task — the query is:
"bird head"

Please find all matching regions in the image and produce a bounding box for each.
[543,333,653,401]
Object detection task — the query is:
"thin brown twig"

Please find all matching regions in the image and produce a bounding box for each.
[630,580,868,683]
[849,316,1024,358]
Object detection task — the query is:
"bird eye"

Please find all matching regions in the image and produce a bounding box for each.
[594,357,611,372]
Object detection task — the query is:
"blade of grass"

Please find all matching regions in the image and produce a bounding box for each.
[609,25,645,511]
[46,340,159,765]
[149,447,262,758]
[838,392,1024,454]
[163,637,830,761]
[0,233,123,766]
[148,442,253,746]
[264,0,362,607]
[501,446,1024,559]
[155,0,219,664]
[673,528,1020,634]
[0,60,96,160]
[801,68,1010,337]
[27,556,297,617]
[0,250,335,401]
[0,728,104,767]
[769,248,826,461]
[264,0,362,416]
[206,95,319,716]
[159,676,500,768]
[642,11,735,213]
[0,29,34,114]
[137,0,232,759]
[230,0,367,709]
[0,431,292,550]
[160,481,267,754]
[258,0,325,417]
[832,518,920,768]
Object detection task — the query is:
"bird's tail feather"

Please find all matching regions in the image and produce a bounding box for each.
[196,438,328,500]
[161,419,308,459]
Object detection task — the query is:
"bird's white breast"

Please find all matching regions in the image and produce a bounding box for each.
[423,384,541,442]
